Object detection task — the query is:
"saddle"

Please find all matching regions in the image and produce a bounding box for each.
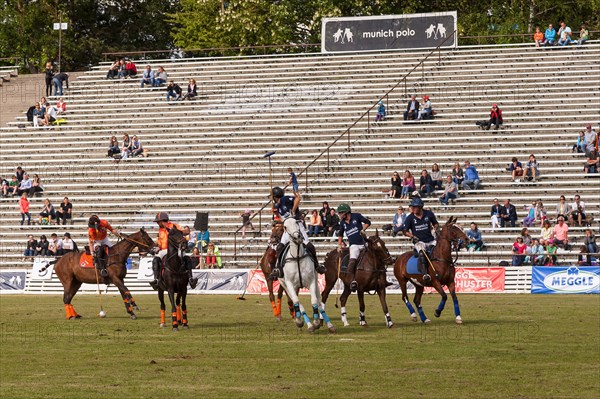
[340,248,369,273]
[79,253,94,269]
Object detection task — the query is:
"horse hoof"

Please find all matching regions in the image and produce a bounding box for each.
[159,323,165,328]
[434,310,441,318]
[328,326,337,333]
[343,321,350,327]
[455,316,463,325]
[130,314,137,320]
[424,319,431,324]
[307,324,315,333]
[74,314,82,319]
[295,318,304,328]
[312,320,321,330]
[410,314,417,322]
[387,322,394,329]
[359,321,367,327]
[275,316,281,322]
[182,325,189,329]
[172,327,179,332]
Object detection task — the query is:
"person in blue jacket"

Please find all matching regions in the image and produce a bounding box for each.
[544,24,557,46]
[462,160,481,190]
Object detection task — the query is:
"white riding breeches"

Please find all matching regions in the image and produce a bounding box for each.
[349,244,363,260]
[414,240,436,253]
[92,237,113,250]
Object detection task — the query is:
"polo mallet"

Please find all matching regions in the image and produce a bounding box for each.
[334,254,342,308]
[93,264,106,317]
[237,263,260,301]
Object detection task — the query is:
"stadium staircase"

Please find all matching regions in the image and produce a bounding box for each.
[0,43,598,269]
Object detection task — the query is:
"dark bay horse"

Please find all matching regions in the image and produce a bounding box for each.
[49,229,155,319]
[321,231,395,328]
[259,221,293,320]
[158,227,190,331]
[393,216,468,324]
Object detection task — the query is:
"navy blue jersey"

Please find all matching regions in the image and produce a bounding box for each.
[400,210,438,242]
[338,213,371,245]
[275,195,301,220]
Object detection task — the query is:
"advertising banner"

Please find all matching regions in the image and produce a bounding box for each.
[31,258,55,280]
[0,271,27,291]
[137,257,154,281]
[386,268,505,293]
[245,270,327,295]
[531,266,600,294]
[322,12,457,53]
[190,270,247,293]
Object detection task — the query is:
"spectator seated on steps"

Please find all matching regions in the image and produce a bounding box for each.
[16,174,32,197]
[508,157,524,182]
[466,222,484,252]
[130,135,144,157]
[544,24,557,46]
[403,94,419,121]
[524,154,540,181]
[108,136,120,158]
[153,66,168,87]
[166,80,182,102]
[140,65,154,88]
[31,102,45,128]
[182,78,198,101]
[533,26,545,47]
[584,148,598,174]
[417,95,433,120]
[572,131,586,153]
[375,100,386,122]
[461,160,481,190]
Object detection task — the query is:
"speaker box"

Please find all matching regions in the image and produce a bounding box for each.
[194,212,209,231]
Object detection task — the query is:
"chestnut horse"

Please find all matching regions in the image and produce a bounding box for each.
[259,221,293,320]
[158,227,190,331]
[49,228,155,319]
[393,216,468,324]
[321,232,395,328]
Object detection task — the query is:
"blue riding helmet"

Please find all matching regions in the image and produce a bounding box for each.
[409,197,424,208]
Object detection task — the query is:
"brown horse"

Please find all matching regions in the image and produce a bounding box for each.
[259,221,293,320]
[321,232,395,328]
[49,228,155,320]
[393,216,468,324]
[158,227,190,331]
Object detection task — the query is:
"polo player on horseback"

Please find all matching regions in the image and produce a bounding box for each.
[400,197,439,283]
[88,215,121,278]
[336,203,371,292]
[269,186,325,280]
[149,212,198,290]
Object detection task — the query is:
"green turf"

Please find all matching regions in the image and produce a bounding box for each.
[0,294,599,399]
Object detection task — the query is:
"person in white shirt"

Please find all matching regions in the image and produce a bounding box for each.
[570,195,587,227]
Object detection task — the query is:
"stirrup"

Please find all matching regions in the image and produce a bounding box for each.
[423,274,432,283]
[100,269,108,278]
[350,280,358,292]
[316,264,326,274]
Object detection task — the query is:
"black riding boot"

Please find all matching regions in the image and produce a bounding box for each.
[269,243,285,280]
[418,251,432,283]
[149,257,161,290]
[95,246,108,278]
[306,242,326,274]
[348,259,358,292]
[184,256,198,289]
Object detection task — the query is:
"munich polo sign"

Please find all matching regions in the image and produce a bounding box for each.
[322,12,457,53]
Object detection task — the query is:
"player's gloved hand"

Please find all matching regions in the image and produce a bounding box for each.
[411,237,419,244]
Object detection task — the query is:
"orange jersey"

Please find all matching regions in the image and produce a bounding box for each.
[88,220,114,241]
[157,222,184,250]
[534,32,544,41]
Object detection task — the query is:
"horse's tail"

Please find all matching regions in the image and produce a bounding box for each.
[39,259,57,272]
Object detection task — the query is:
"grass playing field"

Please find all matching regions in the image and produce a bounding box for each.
[0,293,598,399]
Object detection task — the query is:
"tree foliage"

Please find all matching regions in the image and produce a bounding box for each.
[0,0,597,70]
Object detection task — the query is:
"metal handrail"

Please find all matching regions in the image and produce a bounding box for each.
[232,31,458,262]
[460,30,599,44]
[102,43,321,61]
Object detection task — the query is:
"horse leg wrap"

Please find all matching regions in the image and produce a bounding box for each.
[182,310,188,326]
[404,300,416,314]
[160,310,166,325]
[171,312,178,328]
[417,306,428,322]
[177,306,182,323]
[64,304,73,319]
[453,297,461,317]
[294,303,301,319]
[312,305,319,320]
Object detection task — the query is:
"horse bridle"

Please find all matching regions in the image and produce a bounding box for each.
[119,232,154,251]
[432,231,464,267]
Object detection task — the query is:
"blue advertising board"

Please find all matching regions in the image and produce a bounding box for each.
[531,266,600,294]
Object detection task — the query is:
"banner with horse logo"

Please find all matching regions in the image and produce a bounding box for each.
[0,271,27,292]
[531,266,600,294]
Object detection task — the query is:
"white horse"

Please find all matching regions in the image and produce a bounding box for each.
[279,218,336,333]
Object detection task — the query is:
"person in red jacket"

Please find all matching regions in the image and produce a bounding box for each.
[19,192,31,225]
[484,103,503,130]
[125,59,137,78]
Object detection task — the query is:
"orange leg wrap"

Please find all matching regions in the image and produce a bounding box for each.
[64,304,73,319]
[177,306,182,323]
[160,309,166,324]
[276,298,282,317]
[70,305,79,318]
[182,310,188,325]
[171,312,178,328]
[270,300,277,315]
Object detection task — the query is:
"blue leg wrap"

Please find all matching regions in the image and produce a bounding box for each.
[437,298,447,313]
[404,300,416,314]
[302,311,311,325]
[320,308,332,324]
[294,304,301,319]
[417,306,427,322]
[312,305,319,320]
[453,297,461,317]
